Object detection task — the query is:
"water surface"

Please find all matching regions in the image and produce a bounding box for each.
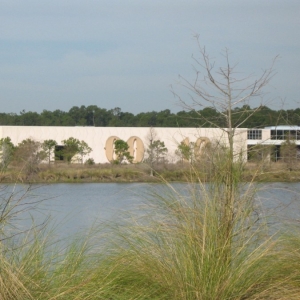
[2,182,300,240]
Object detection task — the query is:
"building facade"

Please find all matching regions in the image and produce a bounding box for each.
[1,125,298,163]
[247,126,300,161]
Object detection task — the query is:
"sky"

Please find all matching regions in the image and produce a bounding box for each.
[0,0,299,114]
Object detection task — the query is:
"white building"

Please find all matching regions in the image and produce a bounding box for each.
[247,126,300,160]
[1,125,298,163]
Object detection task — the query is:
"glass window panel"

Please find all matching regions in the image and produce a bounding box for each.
[247,130,262,140]
[271,130,277,140]
[277,130,283,140]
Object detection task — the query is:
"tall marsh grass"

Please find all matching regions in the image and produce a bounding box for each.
[97,151,300,299]
[2,165,300,298]
[99,181,295,299]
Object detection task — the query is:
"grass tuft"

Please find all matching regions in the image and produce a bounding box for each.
[2,168,300,298]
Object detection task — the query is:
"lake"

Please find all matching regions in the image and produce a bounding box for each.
[1,182,300,240]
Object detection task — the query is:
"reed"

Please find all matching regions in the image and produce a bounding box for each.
[1,158,300,299]
[97,157,300,299]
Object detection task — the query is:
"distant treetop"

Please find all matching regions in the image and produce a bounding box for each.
[0,105,298,128]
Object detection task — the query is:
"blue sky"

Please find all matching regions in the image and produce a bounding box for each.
[0,0,299,114]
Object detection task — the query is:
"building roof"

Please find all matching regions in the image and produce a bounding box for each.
[264,125,300,130]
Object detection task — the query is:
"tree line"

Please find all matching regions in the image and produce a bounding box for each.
[1,105,300,128]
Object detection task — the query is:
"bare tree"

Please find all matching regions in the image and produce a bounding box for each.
[13,139,46,175]
[145,127,157,176]
[174,36,277,151]
[172,36,277,261]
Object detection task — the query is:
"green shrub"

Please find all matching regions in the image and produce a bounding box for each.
[85,158,95,165]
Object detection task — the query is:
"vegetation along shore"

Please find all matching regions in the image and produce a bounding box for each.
[1,162,300,184]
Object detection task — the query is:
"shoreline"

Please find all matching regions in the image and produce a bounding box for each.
[1,163,300,184]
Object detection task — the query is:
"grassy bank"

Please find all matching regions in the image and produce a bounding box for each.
[1,161,300,183]
[1,170,300,299]
[0,163,155,183]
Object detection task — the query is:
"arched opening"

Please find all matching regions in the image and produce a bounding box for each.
[127,136,145,163]
[133,139,137,160]
[195,137,211,159]
[105,136,120,162]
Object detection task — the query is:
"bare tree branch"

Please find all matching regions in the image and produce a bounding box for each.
[173,35,278,133]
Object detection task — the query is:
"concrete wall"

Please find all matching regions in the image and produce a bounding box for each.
[0,126,247,164]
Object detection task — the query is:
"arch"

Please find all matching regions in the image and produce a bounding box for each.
[105,136,120,162]
[133,139,137,160]
[127,136,145,163]
[194,137,211,158]
[182,137,189,146]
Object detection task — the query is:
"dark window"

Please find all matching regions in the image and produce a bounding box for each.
[247,130,262,140]
[55,145,65,161]
[270,129,298,140]
[271,130,277,140]
[277,130,284,140]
